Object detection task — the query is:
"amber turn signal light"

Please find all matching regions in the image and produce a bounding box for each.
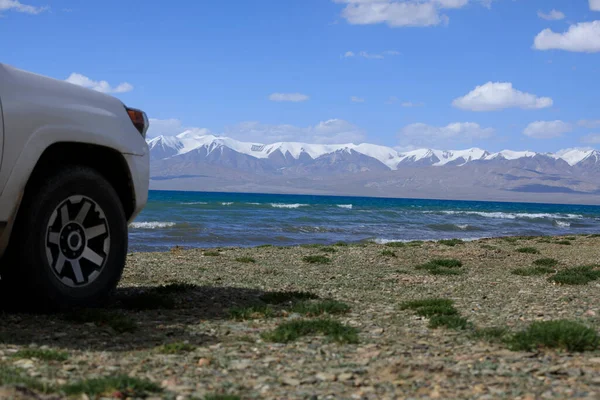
[126,107,149,138]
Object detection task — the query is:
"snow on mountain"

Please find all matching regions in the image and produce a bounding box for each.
[485,150,537,161]
[147,133,600,170]
[555,148,600,166]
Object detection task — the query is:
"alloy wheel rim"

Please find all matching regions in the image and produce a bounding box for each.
[45,195,110,288]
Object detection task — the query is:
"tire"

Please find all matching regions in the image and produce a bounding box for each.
[5,166,128,309]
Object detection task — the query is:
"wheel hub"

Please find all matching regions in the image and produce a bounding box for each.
[45,196,110,288]
[61,223,86,259]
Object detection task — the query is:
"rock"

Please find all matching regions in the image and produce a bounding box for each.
[230,359,252,370]
[338,372,354,382]
[13,359,34,369]
[316,372,336,381]
[589,357,600,364]
[197,358,211,367]
[281,377,301,386]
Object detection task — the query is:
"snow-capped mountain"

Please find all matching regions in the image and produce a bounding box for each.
[147,133,600,203]
[148,132,600,171]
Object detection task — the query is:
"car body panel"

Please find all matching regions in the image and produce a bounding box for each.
[0,63,149,258]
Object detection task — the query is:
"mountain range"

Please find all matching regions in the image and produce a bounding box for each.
[147,131,600,204]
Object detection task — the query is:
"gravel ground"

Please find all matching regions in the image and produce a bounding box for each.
[1,235,600,399]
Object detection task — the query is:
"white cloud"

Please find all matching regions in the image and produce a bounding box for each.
[401,101,424,107]
[0,0,48,14]
[351,96,365,102]
[533,21,600,53]
[523,120,572,139]
[537,9,565,21]
[65,73,133,94]
[332,0,488,28]
[343,50,400,59]
[579,120,600,128]
[452,82,553,111]
[591,0,600,11]
[268,93,309,102]
[225,119,365,144]
[147,118,185,138]
[582,134,600,144]
[399,122,494,146]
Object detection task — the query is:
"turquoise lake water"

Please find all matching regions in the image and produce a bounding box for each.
[128,190,600,252]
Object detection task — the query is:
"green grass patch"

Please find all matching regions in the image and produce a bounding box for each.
[588,234,600,238]
[205,395,241,400]
[507,320,599,352]
[385,242,406,248]
[291,300,351,316]
[511,266,555,277]
[565,237,577,241]
[549,265,600,285]
[556,240,572,245]
[301,244,323,248]
[334,242,348,247]
[235,256,256,263]
[516,247,541,254]
[262,319,359,344]
[63,310,137,333]
[533,258,559,267]
[320,247,338,253]
[502,237,519,244]
[471,327,510,343]
[229,304,275,320]
[537,238,553,243]
[203,250,221,256]
[438,239,464,247]
[408,240,424,247]
[400,298,458,317]
[259,291,318,304]
[256,244,273,248]
[0,366,55,393]
[302,255,331,264]
[416,259,464,276]
[157,342,196,354]
[11,348,68,362]
[63,375,161,398]
[380,250,396,257]
[401,298,468,330]
[428,315,470,330]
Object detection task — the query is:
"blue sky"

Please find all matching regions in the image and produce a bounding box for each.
[1,0,600,153]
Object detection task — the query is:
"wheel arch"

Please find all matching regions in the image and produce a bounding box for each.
[23,142,136,220]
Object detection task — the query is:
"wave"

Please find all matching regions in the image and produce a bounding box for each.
[337,204,353,209]
[221,202,234,206]
[428,223,483,232]
[270,203,309,209]
[554,220,571,228]
[179,202,208,205]
[283,226,345,233]
[426,211,583,220]
[246,203,261,205]
[130,221,177,229]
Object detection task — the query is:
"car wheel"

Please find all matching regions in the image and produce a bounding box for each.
[7,166,128,308]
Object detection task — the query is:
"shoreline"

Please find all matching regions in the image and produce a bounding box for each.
[1,234,600,399]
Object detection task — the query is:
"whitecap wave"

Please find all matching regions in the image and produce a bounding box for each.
[221,202,234,206]
[457,224,469,230]
[130,221,177,229]
[246,203,261,205]
[337,204,353,209]
[554,220,571,228]
[270,203,309,209]
[427,211,583,220]
[180,202,207,205]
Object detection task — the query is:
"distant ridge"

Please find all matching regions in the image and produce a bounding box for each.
[147,132,600,204]
[148,132,600,170]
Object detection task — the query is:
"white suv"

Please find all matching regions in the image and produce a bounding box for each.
[0,63,149,308]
